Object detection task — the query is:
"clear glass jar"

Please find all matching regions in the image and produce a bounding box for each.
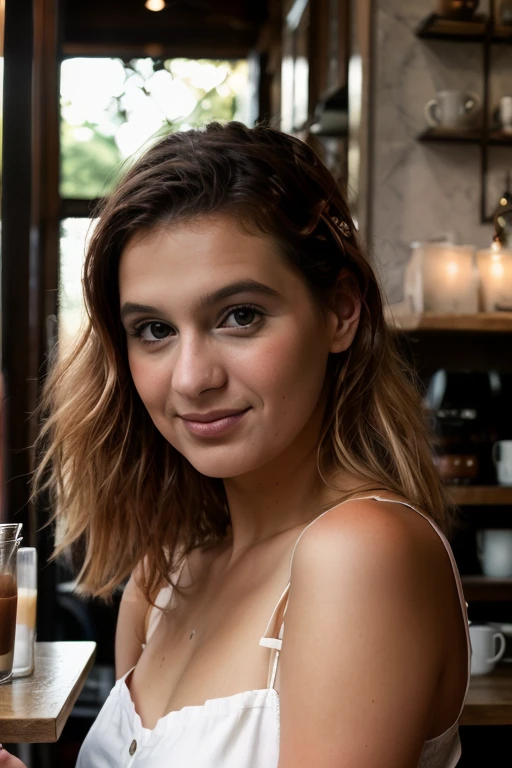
[476,242,512,312]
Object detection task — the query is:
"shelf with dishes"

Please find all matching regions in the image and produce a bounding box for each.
[415,13,512,45]
[384,307,512,332]
[447,485,512,505]
[414,3,512,223]
[462,575,512,602]
[416,12,486,41]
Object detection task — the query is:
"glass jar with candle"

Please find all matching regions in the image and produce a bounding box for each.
[476,241,512,312]
[405,242,479,313]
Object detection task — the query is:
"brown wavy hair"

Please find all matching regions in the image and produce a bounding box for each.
[32,121,460,601]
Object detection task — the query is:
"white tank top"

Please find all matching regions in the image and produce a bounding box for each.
[76,495,471,768]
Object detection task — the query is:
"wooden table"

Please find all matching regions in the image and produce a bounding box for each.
[460,666,512,725]
[0,641,96,742]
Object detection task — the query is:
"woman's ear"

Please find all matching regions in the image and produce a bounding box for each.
[328,268,361,354]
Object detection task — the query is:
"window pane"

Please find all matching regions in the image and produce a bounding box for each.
[60,57,249,199]
[58,218,98,355]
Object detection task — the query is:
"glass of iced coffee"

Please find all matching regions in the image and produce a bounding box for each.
[0,535,22,684]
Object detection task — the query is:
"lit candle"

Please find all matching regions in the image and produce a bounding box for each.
[476,241,512,311]
[420,243,479,313]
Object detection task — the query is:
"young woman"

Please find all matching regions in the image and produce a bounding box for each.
[1,122,470,768]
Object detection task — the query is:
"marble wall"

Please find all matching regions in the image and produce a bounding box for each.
[369,0,511,303]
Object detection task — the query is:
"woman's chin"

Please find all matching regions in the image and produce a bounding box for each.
[184,451,270,480]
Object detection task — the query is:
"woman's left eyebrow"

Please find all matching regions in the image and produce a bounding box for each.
[120,279,280,321]
[197,279,280,309]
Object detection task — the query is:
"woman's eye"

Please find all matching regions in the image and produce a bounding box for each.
[135,322,172,342]
[222,306,262,329]
[130,305,262,343]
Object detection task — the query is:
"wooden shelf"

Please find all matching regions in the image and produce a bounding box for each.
[462,575,512,602]
[417,128,512,146]
[461,666,512,726]
[415,14,512,45]
[416,13,486,41]
[491,25,512,44]
[488,130,512,145]
[417,127,482,144]
[385,309,512,332]
[448,486,512,505]
[417,128,512,147]
[415,13,512,45]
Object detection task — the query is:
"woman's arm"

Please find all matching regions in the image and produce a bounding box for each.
[115,562,152,680]
[277,500,446,768]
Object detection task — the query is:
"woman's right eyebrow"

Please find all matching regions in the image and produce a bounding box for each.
[120,302,162,321]
[120,279,280,321]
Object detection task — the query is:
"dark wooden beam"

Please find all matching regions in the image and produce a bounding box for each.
[61,0,269,57]
[2,0,39,539]
[1,0,60,641]
[61,41,253,59]
[33,0,61,643]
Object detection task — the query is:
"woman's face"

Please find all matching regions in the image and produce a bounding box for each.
[119,215,354,479]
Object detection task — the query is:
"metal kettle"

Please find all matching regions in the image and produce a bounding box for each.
[424,369,500,484]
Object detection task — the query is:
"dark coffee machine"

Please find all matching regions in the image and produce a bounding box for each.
[424,370,499,484]
[437,0,480,19]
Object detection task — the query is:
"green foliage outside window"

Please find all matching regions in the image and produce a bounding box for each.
[60,122,123,199]
[60,57,248,199]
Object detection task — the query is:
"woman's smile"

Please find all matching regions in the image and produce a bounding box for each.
[179,407,252,438]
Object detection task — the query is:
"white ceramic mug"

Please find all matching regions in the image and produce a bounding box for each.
[488,622,512,662]
[425,90,480,129]
[469,624,506,675]
[477,529,512,577]
[492,440,512,485]
[500,96,512,133]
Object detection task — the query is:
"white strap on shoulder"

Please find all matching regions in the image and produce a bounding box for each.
[259,637,282,651]
[258,494,471,702]
[259,495,380,641]
[260,618,285,688]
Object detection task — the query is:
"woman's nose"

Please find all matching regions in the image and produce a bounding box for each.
[170,334,227,398]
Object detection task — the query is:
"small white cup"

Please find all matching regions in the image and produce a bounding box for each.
[488,622,512,661]
[477,529,512,578]
[425,90,480,129]
[469,624,506,675]
[499,96,512,133]
[492,440,512,485]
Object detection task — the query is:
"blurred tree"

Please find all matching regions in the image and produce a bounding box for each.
[60,58,247,199]
[60,122,123,198]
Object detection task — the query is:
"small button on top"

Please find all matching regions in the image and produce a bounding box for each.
[129,739,137,756]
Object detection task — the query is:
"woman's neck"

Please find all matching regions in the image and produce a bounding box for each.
[222,463,366,564]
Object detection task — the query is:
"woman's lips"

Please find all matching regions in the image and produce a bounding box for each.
[180,408,250,437]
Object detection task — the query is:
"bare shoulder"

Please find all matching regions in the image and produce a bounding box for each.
[116,562,150,679]
[292,495,449,587]
[276,496,451,767]
[289,494,458,634]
